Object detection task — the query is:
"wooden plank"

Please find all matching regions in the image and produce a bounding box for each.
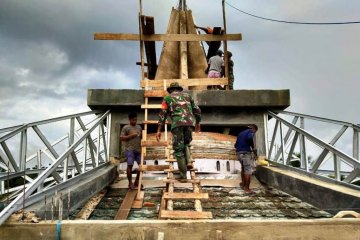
[143,120,171,124]
[179,10,188,80]
[163,179,200,184]
[114,190,137,220]
[165,159,194,163]
[141,104,162,109]
[222,0,229,88]
[144,90,167,97]
[94,33,242,42]
[160,210,213,219]
[164,159,176,162]
[140,165,170,171]
[132,191,144,209]
[141,16,157,79]
[141,78,228,88]
[141,140,168,147]
[75,189,107,220]
[158,192,167,219]
[185,10,209,90]
[164,168,197,172]
[163,192,208,200]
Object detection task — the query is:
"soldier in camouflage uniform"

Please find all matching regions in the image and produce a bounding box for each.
[227,51,234,90]
[156,82,201,181]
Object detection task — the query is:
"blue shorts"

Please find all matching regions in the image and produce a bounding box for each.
[125,150,141,165]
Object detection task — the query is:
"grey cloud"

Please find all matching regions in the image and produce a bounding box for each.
[1,0,360,129]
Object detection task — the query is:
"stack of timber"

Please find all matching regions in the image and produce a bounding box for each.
[143,132,237,161]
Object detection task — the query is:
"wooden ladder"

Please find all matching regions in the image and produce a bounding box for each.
[159,144,213,219]
[133,80,171,207]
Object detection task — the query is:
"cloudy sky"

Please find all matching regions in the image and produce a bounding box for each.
[1,0,359,129]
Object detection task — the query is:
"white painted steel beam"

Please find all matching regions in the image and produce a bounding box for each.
[0,111,110,225]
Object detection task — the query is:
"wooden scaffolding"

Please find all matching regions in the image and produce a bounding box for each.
[94,0,242,219]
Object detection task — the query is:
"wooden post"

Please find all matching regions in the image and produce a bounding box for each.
[137,0,145,199]
[222,0,229,90]
[179,10,188,81]
[138,0,145,81]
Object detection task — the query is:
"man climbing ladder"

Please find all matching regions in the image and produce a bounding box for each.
[156,82,201,181]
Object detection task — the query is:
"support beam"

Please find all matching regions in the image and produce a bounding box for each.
[286,132,299,165]
[311,125,348,172]
[268,120,279,159]
[222,0,229,89]
[274,116,299,161]
[94,33,242,41]
[179,10,188,80]
[1,142,19,171]
[141,78,228,88]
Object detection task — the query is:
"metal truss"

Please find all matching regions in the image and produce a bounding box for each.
[0,110,111,225]
[266,110,360,185]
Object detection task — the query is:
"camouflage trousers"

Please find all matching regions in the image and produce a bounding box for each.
[228,75,234,90]
[171,126,193,179]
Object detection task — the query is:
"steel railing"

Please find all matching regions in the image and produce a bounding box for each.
[0,110,111,225]
[266,111,360,184]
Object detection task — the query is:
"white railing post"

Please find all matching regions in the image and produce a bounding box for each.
[334,153,341,181]
[299,117,308,171]
[279,122,285,164]
[19,129,27,171]
[353,128,359,160]
[37,150,43,192]
[0,181,4,195]
[105,113,111,162]
[96,126,101,167]
[263,113,269,157]
[83,138,87,173]
[268,120,279,160]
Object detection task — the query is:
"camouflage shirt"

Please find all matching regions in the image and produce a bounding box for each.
[158,91,201,130]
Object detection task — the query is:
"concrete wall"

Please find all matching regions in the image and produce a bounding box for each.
[26,165,118,219]
[1,219,360,240]
[256,166,360,215]
[88,89,290,161]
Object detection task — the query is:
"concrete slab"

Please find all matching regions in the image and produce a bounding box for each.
[87,89,290,110]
